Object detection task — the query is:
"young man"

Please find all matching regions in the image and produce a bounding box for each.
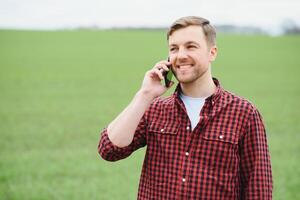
[98,16,273,199]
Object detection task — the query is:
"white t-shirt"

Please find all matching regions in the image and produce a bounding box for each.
[180,93,207,130]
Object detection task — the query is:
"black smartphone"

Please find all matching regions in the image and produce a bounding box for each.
[163,58,173,87]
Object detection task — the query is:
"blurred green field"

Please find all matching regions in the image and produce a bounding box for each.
[0,29,299,200]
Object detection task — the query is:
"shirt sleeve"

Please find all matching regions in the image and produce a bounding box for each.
[240,108,273,199]
[97,114,147,162]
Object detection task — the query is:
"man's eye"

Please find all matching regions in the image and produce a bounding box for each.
[170,48,177,52]
[188,45,197,49]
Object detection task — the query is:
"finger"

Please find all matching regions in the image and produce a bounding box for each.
[153,68,164,80]
[157,60,170,64]
[155,60,171,67]
[155,64,170,71]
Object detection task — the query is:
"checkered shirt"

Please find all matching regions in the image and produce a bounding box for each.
[98,78,273,199]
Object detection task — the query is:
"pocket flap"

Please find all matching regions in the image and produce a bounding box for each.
[149,121,179,135]
[203,131,238,144]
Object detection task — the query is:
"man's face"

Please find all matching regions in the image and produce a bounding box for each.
[168,25,217,84]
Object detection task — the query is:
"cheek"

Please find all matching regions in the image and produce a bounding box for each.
[168,55,176,65]
[191,51,206,59]
[197,52,211,63]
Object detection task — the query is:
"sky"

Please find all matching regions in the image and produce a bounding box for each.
[0,0,299,34]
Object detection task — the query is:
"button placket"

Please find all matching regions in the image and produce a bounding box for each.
[182,121,192,188]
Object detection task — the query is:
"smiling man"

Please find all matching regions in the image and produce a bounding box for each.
[98,16,273,199]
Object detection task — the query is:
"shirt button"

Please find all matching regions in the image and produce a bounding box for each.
[182,178,186,182]
[186,126,190,130]
[185,152,189,156]
[161,129,164,132]
[219,135,224,139]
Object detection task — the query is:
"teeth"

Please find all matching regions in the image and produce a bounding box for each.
[178,65,191,68]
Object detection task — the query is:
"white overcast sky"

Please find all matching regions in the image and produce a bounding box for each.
[0,0,299,32]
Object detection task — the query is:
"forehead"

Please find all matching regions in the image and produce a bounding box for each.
[168,25,206,46]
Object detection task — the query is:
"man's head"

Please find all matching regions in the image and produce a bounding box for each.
[167,16,217,85]
[167,16,216,48]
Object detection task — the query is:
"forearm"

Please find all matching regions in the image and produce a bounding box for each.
[106,59,172,147]
[107,89,154,147]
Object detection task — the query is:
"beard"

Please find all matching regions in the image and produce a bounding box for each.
[173,66,208,84]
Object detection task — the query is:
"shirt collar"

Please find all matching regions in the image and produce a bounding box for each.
[173,77,224,105]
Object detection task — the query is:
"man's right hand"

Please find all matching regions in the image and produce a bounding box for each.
[106,60,174,147]
[139,60,174,99]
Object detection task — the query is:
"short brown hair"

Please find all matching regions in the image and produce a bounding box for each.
[167,16,216,46]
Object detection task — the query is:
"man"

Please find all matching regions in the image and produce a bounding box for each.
[98,16,273,199]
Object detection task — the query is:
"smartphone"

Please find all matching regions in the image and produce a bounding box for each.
[163,58,173,87]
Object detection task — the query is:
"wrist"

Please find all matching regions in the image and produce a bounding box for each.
[136,89,157,102]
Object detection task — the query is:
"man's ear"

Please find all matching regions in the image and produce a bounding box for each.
[209,45,218,62]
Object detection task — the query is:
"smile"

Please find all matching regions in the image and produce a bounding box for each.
[176,64,193,69]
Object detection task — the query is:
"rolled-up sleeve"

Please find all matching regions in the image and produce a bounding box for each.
[240,108,273,199]
[98,115,147,162]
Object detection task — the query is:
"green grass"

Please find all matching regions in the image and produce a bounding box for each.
[0,29,299,199]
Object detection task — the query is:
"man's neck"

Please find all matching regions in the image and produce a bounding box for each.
[180,72,216,98]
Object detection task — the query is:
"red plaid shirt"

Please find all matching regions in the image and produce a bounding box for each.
[98,78,273,199]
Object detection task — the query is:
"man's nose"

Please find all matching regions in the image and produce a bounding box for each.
[177,47,188,59]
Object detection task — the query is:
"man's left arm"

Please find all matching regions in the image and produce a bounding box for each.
[240,108,273,199]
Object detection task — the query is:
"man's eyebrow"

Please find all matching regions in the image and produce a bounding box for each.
[185,41,200,46]
[169,41,200,47]
[169,43,177,47]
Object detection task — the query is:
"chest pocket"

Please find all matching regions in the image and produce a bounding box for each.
[147,121,179,154]
[200,131,239,172]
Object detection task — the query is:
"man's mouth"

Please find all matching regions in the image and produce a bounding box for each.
[176,64,193,69]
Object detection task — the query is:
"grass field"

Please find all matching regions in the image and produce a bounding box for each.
[0,29,299,199]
